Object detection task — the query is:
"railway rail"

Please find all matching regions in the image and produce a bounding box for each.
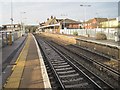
[67,44,119,70]
[50,41,120,80]
[45,39,119,87]
[35,35,115,89]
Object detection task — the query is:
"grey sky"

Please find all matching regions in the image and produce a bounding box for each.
[0,0,119,25]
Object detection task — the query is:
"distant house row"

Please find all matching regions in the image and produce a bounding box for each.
[85,18,119,29]
[38,16,119,33]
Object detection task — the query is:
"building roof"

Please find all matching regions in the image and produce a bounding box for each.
[85,18,108,23]
[2,24,21,26]
[61,18,81,24]
[39,16,81,29]
[39,23,60,29]
[108,18,116,21]
[45,17,58,26]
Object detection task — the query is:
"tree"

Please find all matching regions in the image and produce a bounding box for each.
[25,25,38,32]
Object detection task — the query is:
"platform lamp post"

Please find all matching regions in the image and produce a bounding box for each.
[80,4,91,36]
[96,12,99,34]
[20,12,26,36]
[10,0,13,30]
[10,0,13,45]
[61,14,68,34]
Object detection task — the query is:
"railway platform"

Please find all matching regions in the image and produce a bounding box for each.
[2,34,27,64]
[3,33,51,89]
[2,34,27,86]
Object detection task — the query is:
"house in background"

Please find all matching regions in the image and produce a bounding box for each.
[60,18,82,29]
[84,18,108,29]
[100,18,119,28]
[39,16,81,33]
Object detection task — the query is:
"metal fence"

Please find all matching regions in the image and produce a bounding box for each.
[60,28,119,40]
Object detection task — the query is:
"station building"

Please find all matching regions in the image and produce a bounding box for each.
[39,16,82,33]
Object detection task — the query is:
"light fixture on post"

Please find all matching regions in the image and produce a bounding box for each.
[10,0,14,32]
[61,14,68,34]
[80,4,91,36]
[20,12,26,36]
[96,12,98,28]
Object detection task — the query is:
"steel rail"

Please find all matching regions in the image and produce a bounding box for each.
[36,37,65,90]
[52,41,120,77]
[39,37,114,90]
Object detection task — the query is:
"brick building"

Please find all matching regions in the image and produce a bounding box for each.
[84,18,108,29]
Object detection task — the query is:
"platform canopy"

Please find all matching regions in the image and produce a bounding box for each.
[39,23,60,29]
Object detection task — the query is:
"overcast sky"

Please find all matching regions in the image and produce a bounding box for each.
[0,0,119,25]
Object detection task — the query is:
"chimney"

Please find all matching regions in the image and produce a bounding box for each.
[47,18,49,21]
[51,16,53,19]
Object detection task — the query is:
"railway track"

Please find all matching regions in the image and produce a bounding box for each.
[49,40,120,79]
[67,44,119,70]
[35,35,114,89]
[37,34,119,80]
[45,39,119,88]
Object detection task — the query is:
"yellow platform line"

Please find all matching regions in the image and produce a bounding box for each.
[4,34,30,89]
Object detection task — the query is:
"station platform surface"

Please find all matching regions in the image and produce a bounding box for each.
[59,33,119,49]
[2,35,27,64]
[2,34,27,86]
[76,36,119,48]
[43,32,119,48]
[4,33,51,89]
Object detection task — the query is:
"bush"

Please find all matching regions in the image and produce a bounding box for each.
[73,31,78,36]
[95,32,107,40]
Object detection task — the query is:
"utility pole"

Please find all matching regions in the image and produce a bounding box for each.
[80,4,91,36]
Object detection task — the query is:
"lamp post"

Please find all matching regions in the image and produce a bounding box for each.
[96,12,99,34]
[9,0,14,45]
[61,14,67,34]
[10,0,13,31]
[80,4,91,36]
[108,17,110,39]
[20,12,26,36]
